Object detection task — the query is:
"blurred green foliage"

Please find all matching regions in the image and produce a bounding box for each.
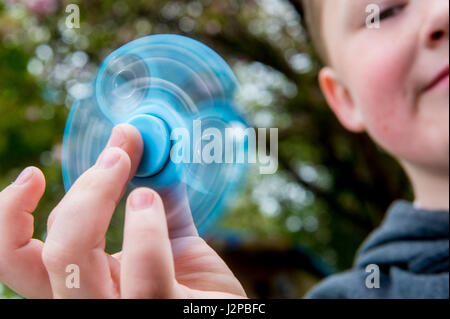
[0,0,412,298]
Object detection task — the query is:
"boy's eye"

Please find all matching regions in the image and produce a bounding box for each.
[379,4,406,21]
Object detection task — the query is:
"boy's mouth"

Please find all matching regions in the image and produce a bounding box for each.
[423,65,449,93]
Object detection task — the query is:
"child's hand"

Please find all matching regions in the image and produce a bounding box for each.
[0,124,246,299]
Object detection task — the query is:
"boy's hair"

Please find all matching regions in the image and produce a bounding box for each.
[298,0,329,65]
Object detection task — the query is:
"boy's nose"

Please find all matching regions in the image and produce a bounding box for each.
[422,0,449,49]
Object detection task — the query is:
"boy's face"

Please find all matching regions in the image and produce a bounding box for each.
[319,0,449,172]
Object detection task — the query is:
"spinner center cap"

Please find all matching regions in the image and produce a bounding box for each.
[127,114,171,178]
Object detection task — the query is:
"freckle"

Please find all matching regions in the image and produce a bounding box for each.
[383,124,389,132]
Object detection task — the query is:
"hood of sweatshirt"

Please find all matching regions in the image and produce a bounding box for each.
[355,200,449,275]
[306,200,449,298]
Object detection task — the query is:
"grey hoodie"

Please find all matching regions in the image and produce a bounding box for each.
[306,200,449,299]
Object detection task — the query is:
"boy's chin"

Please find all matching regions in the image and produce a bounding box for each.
[425,152,449,174]
[400,141,449,174]
[420,93,449,111]
[403,158,449,176]
[430,144,449,172]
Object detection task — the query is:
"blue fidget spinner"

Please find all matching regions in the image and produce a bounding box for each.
[62,34,249,231]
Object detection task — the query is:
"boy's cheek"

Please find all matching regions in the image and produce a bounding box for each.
[352,63,408,139]
[349,60,424,161]
[363,103,412,156]
[340,31,448,167]
[358,86,448,167]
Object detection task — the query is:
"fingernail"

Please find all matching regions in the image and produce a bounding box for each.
[108,126,125,148]
[15,167,34,185]
[98,148,121,169]
[130,190,154,210]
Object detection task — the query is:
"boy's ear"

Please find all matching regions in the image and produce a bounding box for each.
[318,67,365,133]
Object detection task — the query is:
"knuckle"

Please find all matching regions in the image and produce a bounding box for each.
[0,254,9,279]
[154,279,176,298]
[42,241,74,271]
[132,280,175,299]
[0,248,21,281]
[75,169,104,193]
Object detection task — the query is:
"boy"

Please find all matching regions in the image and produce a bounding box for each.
[0,0,448,298]
[299,0,449,298]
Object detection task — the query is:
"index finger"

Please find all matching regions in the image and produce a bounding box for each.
[46,124,143,232]
[42,146,131,298]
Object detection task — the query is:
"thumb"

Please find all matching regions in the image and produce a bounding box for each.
[121,188,184,299]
